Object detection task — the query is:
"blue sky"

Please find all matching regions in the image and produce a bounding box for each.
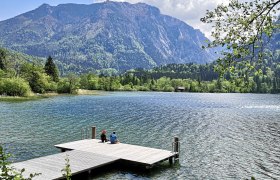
[0,0,230,38]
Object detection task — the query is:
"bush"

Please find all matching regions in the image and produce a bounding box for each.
[123,84,134,91]
[0,69,5,78]
[135,85,149,91]
[0,145,40,179]
[28,72,52,94]
[57,80,70,93]
[0,78,31,96]
[45,81,58,92]
[163,85,174,92]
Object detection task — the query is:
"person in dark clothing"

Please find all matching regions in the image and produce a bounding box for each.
[100,130,108,142]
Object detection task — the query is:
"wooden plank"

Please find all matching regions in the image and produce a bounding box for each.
[12,150,120,180]
[55,139,175,165]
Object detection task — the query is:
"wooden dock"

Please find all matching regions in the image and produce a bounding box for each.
[55,139,177,166]
[12,139,179,180]
[12,150,119,180]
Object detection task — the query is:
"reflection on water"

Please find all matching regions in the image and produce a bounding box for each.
[1,92,280,179]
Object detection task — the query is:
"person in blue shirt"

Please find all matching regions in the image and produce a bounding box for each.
[110,132,119,144]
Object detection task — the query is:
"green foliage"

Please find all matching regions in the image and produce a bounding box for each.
[120,62,280,93]
[28,72,49,94]
[73,59,280,93]
[0,78,31,96]
[67,73,80,94]
[0,69,5,78]
[201,0,280,74]
[0,48,7,71]
[57,79,71,94]
[57,74,80,94]
[0,47,44,77]
[20,62,57,93]
[0,50,60,96]
[133,63,219,81]
[0,145,40,180]
[61,155,72,180]
[0,44,280,96]
[44,56,59,82]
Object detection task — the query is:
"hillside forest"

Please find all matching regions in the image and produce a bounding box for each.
[0,46,280,97]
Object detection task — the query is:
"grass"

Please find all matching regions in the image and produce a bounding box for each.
[0,92,58,102]
[0,90,105,102]
[0,95,49,102]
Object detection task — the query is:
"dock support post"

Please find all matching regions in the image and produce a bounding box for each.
[92,126,96,139]
[169,157,173,164]
[173,136,179,160]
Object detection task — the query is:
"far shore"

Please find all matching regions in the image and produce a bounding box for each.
[0,89,105,102]
[0,90,276,102]
[0,95,49,102]
[76,89,103,95]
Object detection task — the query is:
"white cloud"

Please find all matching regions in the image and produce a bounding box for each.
[94,0,230,39]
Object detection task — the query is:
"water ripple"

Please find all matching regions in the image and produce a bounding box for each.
[1,92,280,179]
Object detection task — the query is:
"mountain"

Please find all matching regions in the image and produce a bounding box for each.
[0,2,219,73]
[0,47,44,71]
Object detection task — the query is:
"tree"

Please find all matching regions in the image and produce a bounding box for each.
[201,0,280,74]
[44,56,59,82]
[29,71,50,93]
[0,78,31,96]
[67,73,80,94]
[20,63,54,93]
[0,48,7,71]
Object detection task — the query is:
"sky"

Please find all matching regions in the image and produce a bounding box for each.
[0,0,230,39]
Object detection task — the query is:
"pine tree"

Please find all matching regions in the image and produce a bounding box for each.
[44,56,59,82]
[0,49,6,71]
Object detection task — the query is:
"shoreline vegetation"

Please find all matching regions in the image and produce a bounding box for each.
[0,89,103,102]
[0,87,277,103]
[1,47,280,98]
[0,93,55,102]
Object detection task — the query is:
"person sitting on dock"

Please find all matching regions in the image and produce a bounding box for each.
[110,132,119,144]
[100,130,108,142]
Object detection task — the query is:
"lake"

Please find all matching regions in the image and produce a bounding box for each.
[1,92,280,179]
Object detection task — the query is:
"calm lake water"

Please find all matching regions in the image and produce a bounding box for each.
[1,92,280,179]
